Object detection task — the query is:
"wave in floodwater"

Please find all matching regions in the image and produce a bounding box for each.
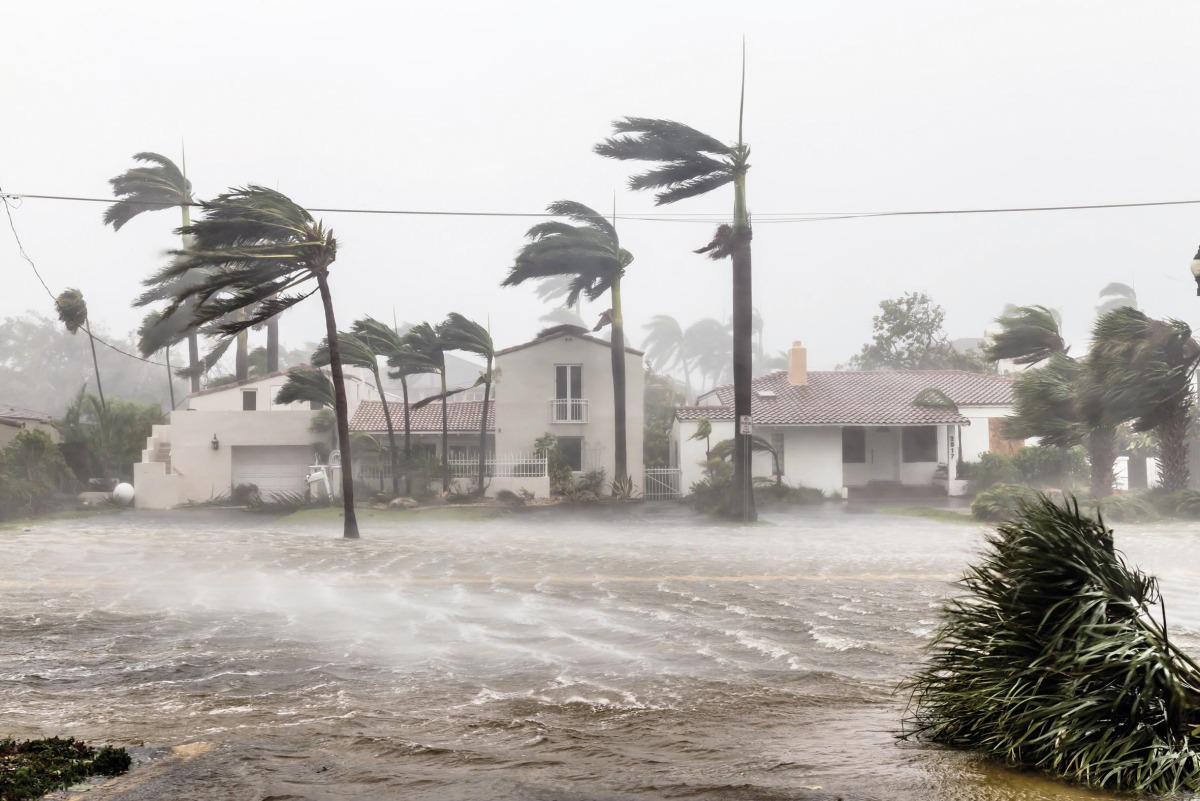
[2,505,1198,800]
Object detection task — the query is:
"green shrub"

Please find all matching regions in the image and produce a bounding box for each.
[609,476,641,500]
[577,468,607,494]
[904,494,1200,794]
[0,737,131,800]
[0,430,77,520]
[1089,492,1160,522]
[752,477,824,505]
[1011,444,1088,488]
[964,452,1022,494]
[688,472,732,516]
[970,482,1036,521]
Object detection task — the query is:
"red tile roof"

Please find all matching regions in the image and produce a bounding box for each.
[680,370,1014,426]
[351,400,493,433]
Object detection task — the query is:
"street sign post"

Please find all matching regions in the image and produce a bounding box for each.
[739,415,752,435]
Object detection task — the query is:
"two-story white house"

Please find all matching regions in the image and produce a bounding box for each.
[493,326,644,491]
[671,342,1017,499]
[134,367,381,508]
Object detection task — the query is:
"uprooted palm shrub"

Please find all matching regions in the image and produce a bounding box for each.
[903,494,1200,794]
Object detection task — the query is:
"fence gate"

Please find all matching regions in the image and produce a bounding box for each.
[644,468,682,500]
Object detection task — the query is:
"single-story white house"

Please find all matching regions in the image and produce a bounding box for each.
[0,402,57,448]
[671,342,1018,499]
[134,367,381,508]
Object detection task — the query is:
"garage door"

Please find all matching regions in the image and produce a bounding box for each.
[231,446,314,497]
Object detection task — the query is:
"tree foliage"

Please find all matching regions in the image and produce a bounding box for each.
[847,292,989,372]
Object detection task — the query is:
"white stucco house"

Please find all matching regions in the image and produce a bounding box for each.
[0,402,57,449]
[493,326,644,492]
[671,342,1017,499]
[134,367,381,508]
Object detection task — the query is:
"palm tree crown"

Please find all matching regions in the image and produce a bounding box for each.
[594,118,746,205]
[103,152,193,231]
[985,305,1068,366]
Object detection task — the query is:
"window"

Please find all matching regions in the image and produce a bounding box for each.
[902,426,938,463]
[842,427,865,463]
[309,400,322,411]
[242,390,257,411]
[770,433,785,475]
[553,364,584,422]
[557,436,583,472]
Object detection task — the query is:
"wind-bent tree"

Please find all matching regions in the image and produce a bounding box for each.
[596,102,755,519]
[55,288,105,410]
[353,317,437,463]
[313,332,399,497]
[502,200,634,482]
[1096,282,1137,316]
[105,151,202,392]
[686,318,734,393]
[440,313,495,496]
[1089,307,1200,492]
[150,186,359,538]
[403,321,451,492]
[988,306,1114,495]
[643,314,695,401]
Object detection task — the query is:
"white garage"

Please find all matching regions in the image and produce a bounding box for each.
[231,446,314,497]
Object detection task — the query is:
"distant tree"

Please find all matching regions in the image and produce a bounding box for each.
[642,315,695,401]
[55,289,105,409]
[403,322,451,492]
[150,186,358,538]
[685,318,734,391]
[1096,282,1137,316]
[54,388,164,484]
[848,292,987,372]
[644,365,685,469]
[353,317,438,462]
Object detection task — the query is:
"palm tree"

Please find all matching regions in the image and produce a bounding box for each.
[403,321,451,492]
[1089,307,1200,492]
[987,306,1115,496]
[105,152,203,393]
[313,332,400,497]
[642,314,694,401]
[55,288,105,410]
[440,313,495,496]
[502,200,634,482]
[596,94,755,520]
[149,186,359,538]
[352,317,437,463]
[1096,282,1137,316]
[685,318,733,393]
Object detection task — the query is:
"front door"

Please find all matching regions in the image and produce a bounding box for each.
[865,428,899,482]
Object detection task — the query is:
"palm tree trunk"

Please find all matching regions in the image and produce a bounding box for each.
[1089,426,1116,497]
[315,272,359,539]
[729,172,757,523]
[165,346,176,409]
[374,366,399,497]
[610,274,628,483]
[1155,402,1191,491]
[180,203,201,394]
[478,359,491,497]
[440,369,449,493]
[84,319,106,410]
[401,376,412,497]
[267,317,280,373]
[235,328,249,382]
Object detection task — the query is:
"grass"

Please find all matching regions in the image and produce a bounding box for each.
[876,506,976,525]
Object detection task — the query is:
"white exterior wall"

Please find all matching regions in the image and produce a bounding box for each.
[959,405,1012,461]
[673,418,735,494]
[187,368,378,414]
[135,409,321,508]
[494,335,644,490]
[770,427,844,496]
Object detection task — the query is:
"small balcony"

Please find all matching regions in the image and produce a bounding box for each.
[548,398,588,424]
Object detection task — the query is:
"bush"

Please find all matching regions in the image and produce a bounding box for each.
[577,468,607,494]
[964,452,1022,494]
[752,477,824,505]
[0,737,131,800]
[1087,492,1159,523]
[609,476,641,500]
[1011,444,1088,489]
[688,472,732,516]
[231,482,260,506]
[0,430,77,521]
[904,494,1200,794]
[970,482,1036,521]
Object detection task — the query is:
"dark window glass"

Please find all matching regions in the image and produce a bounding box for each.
[842,427,865,463]
[242,390,257,411]
[558,436,583,471]
[902,426,938,463]
[556,365,567,400]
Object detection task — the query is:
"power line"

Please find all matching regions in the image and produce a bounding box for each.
[2,193,169,369]
[7,190,1200,223]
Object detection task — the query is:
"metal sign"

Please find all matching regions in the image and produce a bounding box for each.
[739,415,753,435]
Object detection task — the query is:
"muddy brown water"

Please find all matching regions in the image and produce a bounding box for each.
[2,504,1197,800]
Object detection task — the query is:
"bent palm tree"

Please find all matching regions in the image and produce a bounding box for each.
[642,314,694,401]
[353,317,438,463]
[984,305,1067,366]
[596,98,755,520]
[502,200,634,482]
[1089,307,1200,491]
[440,313,495,496]
[403,322,451,492]
[313,332,399,497]
[55,288,105,410]
[105,151,203,392]
[150,186,359,538]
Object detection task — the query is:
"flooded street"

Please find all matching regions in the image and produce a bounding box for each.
[2,504,1198,800]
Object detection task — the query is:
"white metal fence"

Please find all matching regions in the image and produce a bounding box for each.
[548,398,589,423]
[644,468,683,500]
[358,453,547,481]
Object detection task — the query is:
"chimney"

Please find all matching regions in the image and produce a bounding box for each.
[788,341,808,387]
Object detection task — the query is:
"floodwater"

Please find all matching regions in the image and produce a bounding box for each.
[2,504,1198,801]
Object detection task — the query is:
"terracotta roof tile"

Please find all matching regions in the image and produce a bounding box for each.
[351,400,493,433]
[681,370,1014,426]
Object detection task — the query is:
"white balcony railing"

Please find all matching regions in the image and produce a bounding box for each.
[548,398,588,423]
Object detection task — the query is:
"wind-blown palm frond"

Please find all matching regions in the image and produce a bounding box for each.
[312,332,379,373]
[1096,282,1137,316]
[439,313,493,360]
[985,305,1067,366]
[55,289,88,334]
[103,152,192,231]
[594,118,738,206]
[274,367,335,408]
[1003,354,1085,446]
[903,494,1200,794]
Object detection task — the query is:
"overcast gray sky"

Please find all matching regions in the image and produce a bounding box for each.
[5,0,1200,371]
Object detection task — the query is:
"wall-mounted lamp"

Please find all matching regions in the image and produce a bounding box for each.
[211,434,220,451]
[1190,245,1200,296]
